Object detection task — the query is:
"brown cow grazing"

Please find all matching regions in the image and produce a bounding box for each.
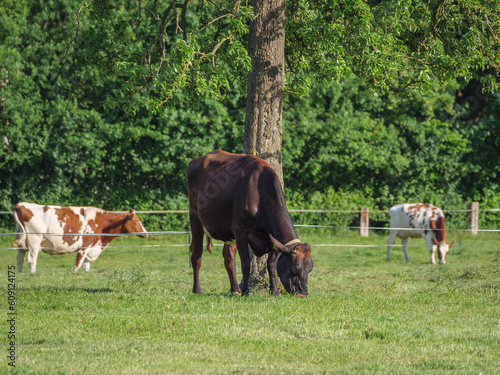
[187,149,313,297]
[13,202,148,273]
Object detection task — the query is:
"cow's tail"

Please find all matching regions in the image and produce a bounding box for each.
[12,207,26,249]
[206,236,213,254]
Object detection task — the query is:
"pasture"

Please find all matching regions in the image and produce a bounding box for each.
[1,229,499,374]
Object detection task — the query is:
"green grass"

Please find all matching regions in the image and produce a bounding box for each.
[1,230,499,374]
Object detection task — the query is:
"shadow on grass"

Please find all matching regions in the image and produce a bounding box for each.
[191,291,244,298]
[20,285,118,294]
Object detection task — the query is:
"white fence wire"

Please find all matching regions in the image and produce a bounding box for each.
[0,208,499,251]
[1,208,500,215]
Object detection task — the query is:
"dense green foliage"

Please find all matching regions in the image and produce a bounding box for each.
[283,78,499,209]
[0,231,499,374]
[74,0,500,108]
[75,0,253,113]
[286,0,500,92]
[1,0,499,231]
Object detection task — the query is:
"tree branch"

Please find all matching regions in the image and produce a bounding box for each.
[200,13,235,32]
[195,36,234,60]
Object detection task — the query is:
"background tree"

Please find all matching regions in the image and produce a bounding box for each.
[243,0,287,282]
[69,1,500,186]
[245,0,286,179]
[70,1,500,204]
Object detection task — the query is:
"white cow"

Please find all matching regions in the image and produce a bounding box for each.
[13,202,148,273]
[387,203,454,264]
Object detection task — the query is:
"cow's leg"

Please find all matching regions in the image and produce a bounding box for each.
[223,244,241,294]
[17,249,27,273]
[26,236,43,274]
[74,250,87,272]
[267,250,279,297]
[82,258,91,272]
[189,213,204,294]
[401,238,411,262]
[81,247,102,271]
[424,235,436,264]
[386,230,398,261]
[234,229,251,296]
[430,244,437,264]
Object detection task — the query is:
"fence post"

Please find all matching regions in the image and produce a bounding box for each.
[470,202,479,235]
[360,208,369,237]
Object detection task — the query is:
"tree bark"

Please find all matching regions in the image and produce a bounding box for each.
[244,0,286,285]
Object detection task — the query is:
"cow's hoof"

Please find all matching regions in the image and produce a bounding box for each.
[192,287,202,294]
[229,286,242,295]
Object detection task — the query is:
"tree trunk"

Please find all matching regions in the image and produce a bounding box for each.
[244,0,286,285]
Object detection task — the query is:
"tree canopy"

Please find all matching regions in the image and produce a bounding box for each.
[73,0,500,111]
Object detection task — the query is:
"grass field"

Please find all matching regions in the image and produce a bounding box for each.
[1,229,499,374]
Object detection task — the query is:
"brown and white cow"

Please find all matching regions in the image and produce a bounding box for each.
[387,203,454,264]
[13,202,148,273]
[187,149,313,297]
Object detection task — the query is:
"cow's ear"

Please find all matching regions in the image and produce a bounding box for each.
[302,243,312,256]
[129,209,135,214]
[449,241,455,249]
[127,209,135,219]
[270,235,290,254]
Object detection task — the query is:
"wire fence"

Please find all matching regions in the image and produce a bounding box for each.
[1,207,499,234]
[3,208,499,214]
[0,206,499,253]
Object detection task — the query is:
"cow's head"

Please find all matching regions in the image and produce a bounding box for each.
[123,209,149,238]
[271,235,313,297]
[433,239,454,264]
